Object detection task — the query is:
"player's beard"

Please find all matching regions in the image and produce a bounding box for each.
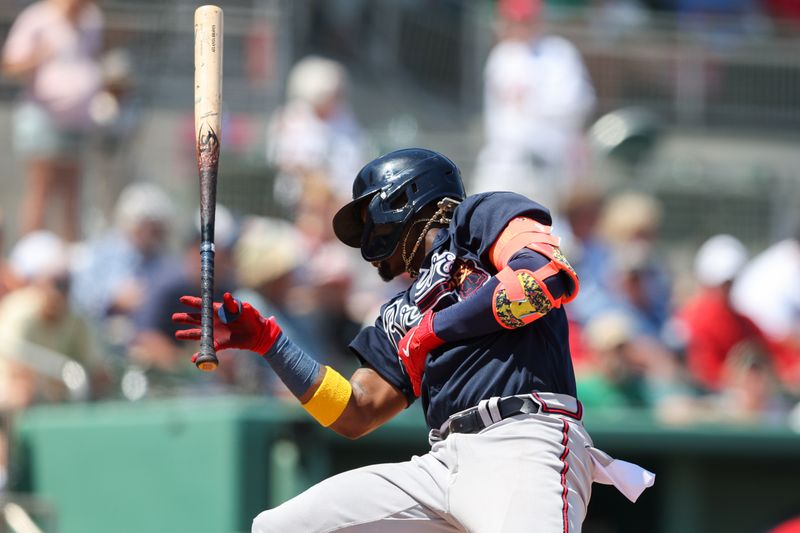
[377,261,395,282]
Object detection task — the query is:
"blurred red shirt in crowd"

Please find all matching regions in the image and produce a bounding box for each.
[764,0,800,22]
[678,286,784,391]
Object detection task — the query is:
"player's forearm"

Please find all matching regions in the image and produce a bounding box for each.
[264,334,323,399]
[329,367,407,439]
[265,335,403,437]
[263,334,349,426]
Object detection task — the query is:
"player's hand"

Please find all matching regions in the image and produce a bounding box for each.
[172,292,282,361]
[397,311,445,397]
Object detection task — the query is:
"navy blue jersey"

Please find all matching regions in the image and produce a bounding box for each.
[349,192,577,430]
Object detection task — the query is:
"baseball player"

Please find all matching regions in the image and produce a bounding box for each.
[173,148,654,532]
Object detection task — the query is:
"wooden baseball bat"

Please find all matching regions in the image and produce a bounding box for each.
[194,5,223,371]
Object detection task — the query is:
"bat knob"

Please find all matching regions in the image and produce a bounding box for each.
[195,356,219,372]
[196,361,218,372]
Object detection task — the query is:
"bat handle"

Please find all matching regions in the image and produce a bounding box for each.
[196,242,218,371]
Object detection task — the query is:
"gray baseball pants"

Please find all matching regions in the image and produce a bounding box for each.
[252,393,593,533]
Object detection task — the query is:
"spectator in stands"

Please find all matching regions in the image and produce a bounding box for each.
[576,312,650,409]
[2,0,105,241]
[129,205,238,381]
[574,191,672,341]
[677,234,778,392]
[731,233,800,389]
[232,216,324,395]
[92,48,140,222]
[0,231,104,409]
[587,191,672,339]
[266,56,365,212]
[473,0,595,208]
[712,344,790,424]
[577,311,688,411]
[291,177,362,362]
[558,187,612,323]
[70,182,174,351]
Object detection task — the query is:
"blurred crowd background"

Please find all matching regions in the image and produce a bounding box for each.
[0,0,799,517]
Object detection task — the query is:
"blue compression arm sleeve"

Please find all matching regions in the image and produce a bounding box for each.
[263,333,322,397]
[433,249,567,342]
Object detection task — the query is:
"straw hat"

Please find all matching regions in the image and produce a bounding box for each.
[234,217,307,288]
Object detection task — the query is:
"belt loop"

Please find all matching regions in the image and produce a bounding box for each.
[476,399,493,427]
[487,397,502,423]
[528,392,543,412]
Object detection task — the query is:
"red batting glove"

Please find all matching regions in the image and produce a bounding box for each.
[172,292,282,362]
[397,311,445,397]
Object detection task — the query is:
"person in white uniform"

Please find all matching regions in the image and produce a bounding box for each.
[474,0,595,209]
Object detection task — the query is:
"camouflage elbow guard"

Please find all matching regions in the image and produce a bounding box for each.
[492,269,554,329]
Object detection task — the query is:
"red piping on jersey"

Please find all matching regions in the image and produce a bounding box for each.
[560,419,571,533]
[532,391,583,420]
[415,278,451,312]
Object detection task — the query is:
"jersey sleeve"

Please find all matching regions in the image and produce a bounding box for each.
[451,192,553,268]
[349,319,417,406]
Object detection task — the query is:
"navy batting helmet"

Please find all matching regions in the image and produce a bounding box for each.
[333,148,466,262]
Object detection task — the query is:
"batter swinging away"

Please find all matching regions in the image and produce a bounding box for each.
[173,148,654,532]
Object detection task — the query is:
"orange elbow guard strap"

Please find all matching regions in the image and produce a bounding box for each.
[492,266,555,329]
[489,217,580,304]
[490,217,560,271]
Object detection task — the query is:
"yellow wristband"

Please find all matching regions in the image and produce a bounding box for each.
[302,366,352,427]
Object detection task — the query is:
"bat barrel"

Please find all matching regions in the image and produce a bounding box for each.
[196,242,218,371]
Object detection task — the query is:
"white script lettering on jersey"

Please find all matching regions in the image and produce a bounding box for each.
[382,298,422,350]
[413,251,457,307]
[381,250,492,352]
[379,251,456,351]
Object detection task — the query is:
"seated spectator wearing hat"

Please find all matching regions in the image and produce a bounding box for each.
[0,231,105,410]
[576,311,688,412]
[578,191,672,340]
[230,216,326,396]
[557,187,612,326]
[70,182,174,352]
[711,343,790,425]
[676,234,778,393]
[290,178,362,365]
